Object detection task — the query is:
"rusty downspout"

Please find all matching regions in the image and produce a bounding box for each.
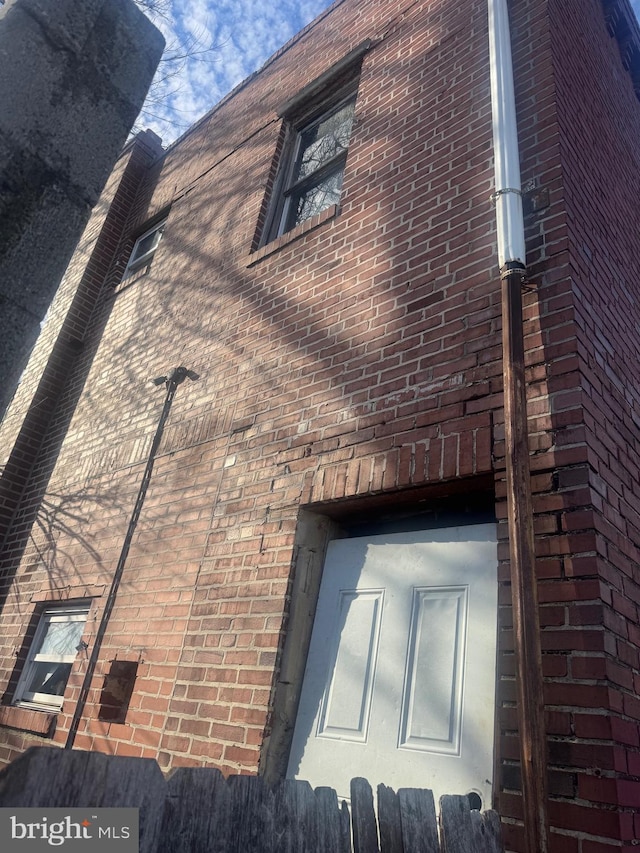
[488,2,550,851]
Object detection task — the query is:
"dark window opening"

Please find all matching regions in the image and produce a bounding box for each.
[98,660,138,723]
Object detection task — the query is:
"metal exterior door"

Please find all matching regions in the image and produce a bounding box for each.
[287,524,498,807]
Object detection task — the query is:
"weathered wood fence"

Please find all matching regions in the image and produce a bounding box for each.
[0,747,504,852]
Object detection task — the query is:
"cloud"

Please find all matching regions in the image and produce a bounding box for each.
[138,0,640,146]
[137,0,335,144]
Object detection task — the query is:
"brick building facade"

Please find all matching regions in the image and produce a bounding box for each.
[1,0,640,849]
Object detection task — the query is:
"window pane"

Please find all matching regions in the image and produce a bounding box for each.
[288,167,344,229]
[38,618,85,657]
[132,228,161,262]
[24,662,72,697]
[293,100,355,182]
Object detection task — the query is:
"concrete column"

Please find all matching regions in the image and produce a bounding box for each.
[0,0,164,416]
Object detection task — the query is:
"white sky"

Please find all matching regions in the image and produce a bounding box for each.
[138,0,640,146]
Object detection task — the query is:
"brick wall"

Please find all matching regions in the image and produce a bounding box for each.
[495,1,640,850]
[552,0,640,847]
[0,0,639,849]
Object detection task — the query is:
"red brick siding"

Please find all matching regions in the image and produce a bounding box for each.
[0,1,638,850]
[493,0,640,848]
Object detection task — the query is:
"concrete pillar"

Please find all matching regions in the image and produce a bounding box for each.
[0,0,164,416]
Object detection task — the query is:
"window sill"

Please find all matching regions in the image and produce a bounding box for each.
[0,705,56,736]
[248,204,339,266]
[115,263,152,292]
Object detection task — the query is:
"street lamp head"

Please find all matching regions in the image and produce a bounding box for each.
[151,367,199,388]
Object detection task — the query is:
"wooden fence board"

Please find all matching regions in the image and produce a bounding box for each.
[272,777,315,853]
[470,809,504,853]
[439,796,474,853]
[398,788,439,853]
[0,747,504,853]
[351,777,380,853]
[159,767,230,853]
[293,778,319,853]
[340,798,353,852]
[0,747,165,853]
[377,784,403,853]
[228,773,276,853]
[271,779,295,853]
[315,786,350,853]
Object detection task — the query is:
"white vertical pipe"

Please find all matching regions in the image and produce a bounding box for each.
[488,0,527,268]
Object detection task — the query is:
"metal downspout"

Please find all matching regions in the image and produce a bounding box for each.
[488,2,550,851]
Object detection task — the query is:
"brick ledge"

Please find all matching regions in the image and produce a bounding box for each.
[0,705,56,737]
[247,204,339,265]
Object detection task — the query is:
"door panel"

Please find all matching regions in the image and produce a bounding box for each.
[286,524,498,806]
[317,589,383,742]
[400,585,467,753]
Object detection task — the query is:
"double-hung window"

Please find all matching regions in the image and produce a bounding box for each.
[260,38,372,248]
[14,605,89,711]
[276,91,357,237]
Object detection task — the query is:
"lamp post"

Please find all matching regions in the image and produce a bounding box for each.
[65,366,198,750]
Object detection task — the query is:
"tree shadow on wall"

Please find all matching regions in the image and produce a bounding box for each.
[0,482,127,711]
[0,481,131,609]
[0,4,500,677]
[27,488,125,587]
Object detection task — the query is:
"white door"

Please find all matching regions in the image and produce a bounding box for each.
[287,524,498,807]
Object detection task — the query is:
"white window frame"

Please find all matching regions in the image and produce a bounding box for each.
[123,219,166,277]
[14,605,89,712]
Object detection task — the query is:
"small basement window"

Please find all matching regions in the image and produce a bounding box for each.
[123,219,166,277]
[14,605,89,712]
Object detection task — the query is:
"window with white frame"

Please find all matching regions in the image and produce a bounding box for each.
[123,218,166,277]
[14,605,89,711]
